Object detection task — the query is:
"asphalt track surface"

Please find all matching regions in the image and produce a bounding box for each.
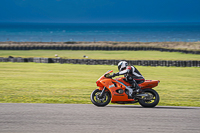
[0,103,200,133]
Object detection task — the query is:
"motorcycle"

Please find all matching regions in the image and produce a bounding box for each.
[91,70,160,107]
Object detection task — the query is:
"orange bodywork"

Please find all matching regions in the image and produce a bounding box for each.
[96,70,160,103]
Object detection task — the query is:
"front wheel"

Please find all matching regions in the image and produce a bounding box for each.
[90,89,111,107]
[139,89,159,108]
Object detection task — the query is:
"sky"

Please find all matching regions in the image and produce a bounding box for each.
[0,0,200,23]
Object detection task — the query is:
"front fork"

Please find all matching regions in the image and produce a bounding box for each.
[99,87,106,98]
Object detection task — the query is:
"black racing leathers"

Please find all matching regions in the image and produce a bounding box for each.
[116,66,145,89]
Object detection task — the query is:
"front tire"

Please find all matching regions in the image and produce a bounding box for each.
[90,89,111,107]
[139,89,159,108]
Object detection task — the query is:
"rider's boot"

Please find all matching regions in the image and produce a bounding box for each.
[126,83,142,98]
[132,83,142,93]
[135,87,142,93]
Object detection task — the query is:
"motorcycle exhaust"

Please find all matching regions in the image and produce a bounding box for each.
[136,93,153,100]
[136,94,148,97]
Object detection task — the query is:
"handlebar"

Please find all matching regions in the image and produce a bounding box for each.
[104,74,115,78]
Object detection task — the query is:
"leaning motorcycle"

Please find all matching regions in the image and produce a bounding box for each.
[91,70,160,107]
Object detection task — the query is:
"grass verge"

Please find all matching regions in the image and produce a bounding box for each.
[0,62,199,106]
[0,50,200,60]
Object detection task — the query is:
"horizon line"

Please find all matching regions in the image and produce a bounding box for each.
[1,21,200,24]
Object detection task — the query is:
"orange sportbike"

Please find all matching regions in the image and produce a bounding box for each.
[91,70,160,107]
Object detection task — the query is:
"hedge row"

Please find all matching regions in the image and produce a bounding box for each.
[0,57,199,67]
[0,45,199,54]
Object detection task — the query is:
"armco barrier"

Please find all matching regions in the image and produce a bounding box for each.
[0,57,199,67]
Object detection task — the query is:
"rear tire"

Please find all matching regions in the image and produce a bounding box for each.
[139,89,159,108]
[90,89,111,107]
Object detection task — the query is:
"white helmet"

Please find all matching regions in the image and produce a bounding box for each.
[118,61,128,71]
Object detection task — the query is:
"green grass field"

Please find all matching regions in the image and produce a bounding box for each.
[0,62,199,106]
[0,50,200,60]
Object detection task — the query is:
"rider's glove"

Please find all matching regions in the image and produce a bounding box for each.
[112,73,119,77]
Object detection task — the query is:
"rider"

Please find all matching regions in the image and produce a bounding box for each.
[112,61,144,97]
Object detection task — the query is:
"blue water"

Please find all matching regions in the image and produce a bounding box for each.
[0,22,200,42]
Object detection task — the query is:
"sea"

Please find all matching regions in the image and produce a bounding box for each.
[0,22,200,42]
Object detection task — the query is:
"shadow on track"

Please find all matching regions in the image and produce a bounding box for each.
[106,105,200,110]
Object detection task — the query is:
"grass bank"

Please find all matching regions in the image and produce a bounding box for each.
[1,41,200,50]
[0,63,199,106]
[0,50,200,60]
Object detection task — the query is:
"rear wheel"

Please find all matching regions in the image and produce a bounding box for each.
[139,89,159,108]
[90,89,111,107]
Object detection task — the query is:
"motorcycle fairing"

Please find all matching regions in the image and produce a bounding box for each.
[140,80,160,89]
[99,79,135,103]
